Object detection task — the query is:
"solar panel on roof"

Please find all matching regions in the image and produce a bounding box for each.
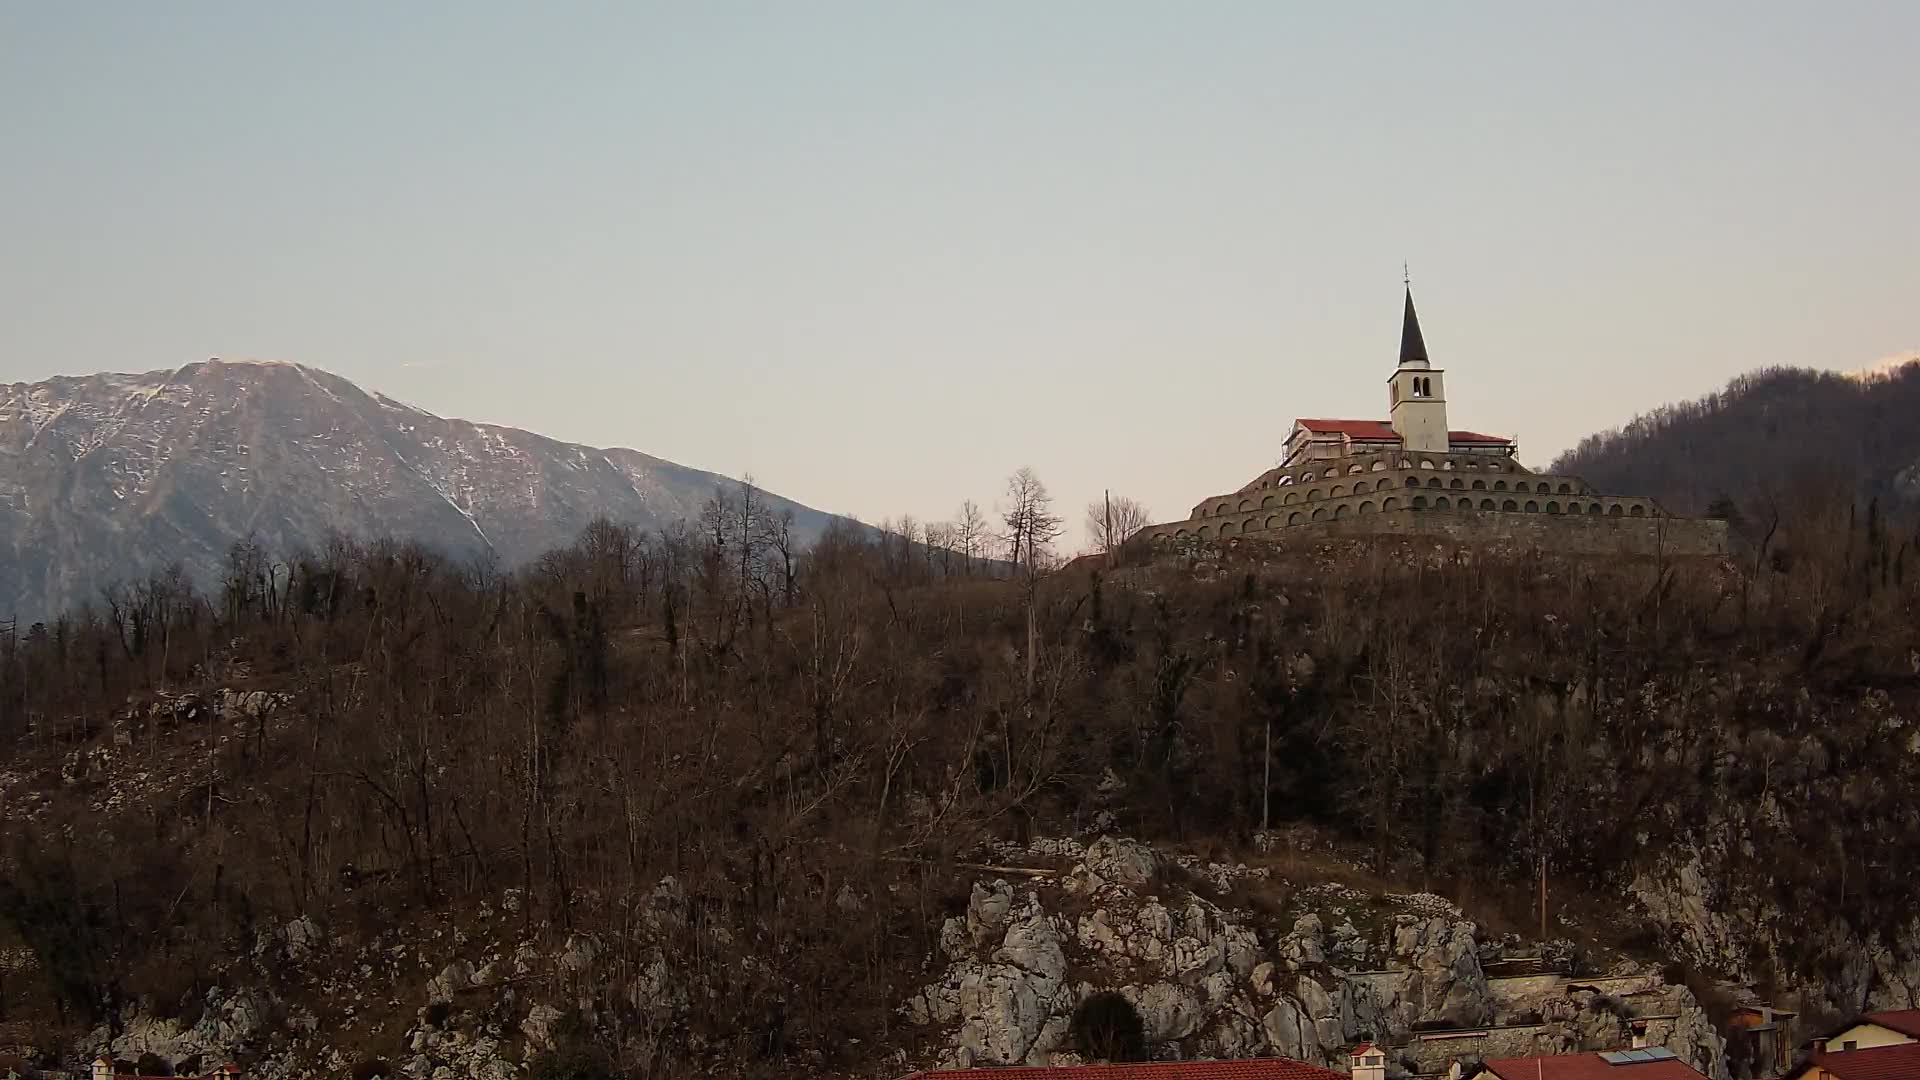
[1601,1047,1679,1066]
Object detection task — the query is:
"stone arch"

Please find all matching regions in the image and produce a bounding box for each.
[1472,479,1486,490]
[1630,504,1646,517]
[1503,499,1519,511]
[1588,503,1602,515]
[1546,501,1560,514]
[1435,496,1451,509]
[1310,508,1327,522]
[1261,494,1277,509]
[1266,515,1282,529]
[1426,477,1443,489]
[1216,502,1232,515]
[1442,459,1455,470]
[1308,489,1322,501]
[1536,482,1551,494]
[1219,521,1237,536]
[1359,501,1376,514]
[1557,482,1573,494]
[1382,497,1401,511]
[1525,500,1540,512]
[1334,504,1350,519]
[1352,480,1370,494]
[1300,471,1317,482]
[1481,498,1496,511]
[1608,504,1624,516]
[1197,526,1212,539]
[1450,478,1465,489]
[1239,499,1254,512]
[1420,459,1436,469]
[1347,464,1364,475]
[1405,476,1420,488]
[1370,460,1387,472]
[1494,480,1508,491]
[1278,475,1293,486]
[1412,495,1429,509]
[1457,498,1473,512]
[1331,484,1346,498]
[1175,529,1190,539]
[1288,512,1305,525]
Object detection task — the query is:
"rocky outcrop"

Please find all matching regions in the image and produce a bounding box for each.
[903,836,1723,1076]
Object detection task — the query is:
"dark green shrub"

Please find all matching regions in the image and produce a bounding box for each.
[1071,991,1146,1063]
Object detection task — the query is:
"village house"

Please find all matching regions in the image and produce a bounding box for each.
[1782,1009,1920,1080]
[893,1050,1353,1080]
[1783,1041,1920,1080]
[1461,1048,1709,1080]
[1808,1009,1920,1054]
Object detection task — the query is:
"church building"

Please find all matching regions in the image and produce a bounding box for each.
[1132,288,1727,557]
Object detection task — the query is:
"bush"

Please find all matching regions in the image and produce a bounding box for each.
[1071,991,1146,1063]
[529,1044,616,1080]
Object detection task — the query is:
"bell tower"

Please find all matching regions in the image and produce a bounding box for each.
[1388,285,1449,453]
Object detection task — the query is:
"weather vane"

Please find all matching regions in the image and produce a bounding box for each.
[1403,262,1410,286]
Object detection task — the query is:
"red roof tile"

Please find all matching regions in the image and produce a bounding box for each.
[1483,1052,1707,1080]
[1296,418,1400,440]
[1293,419,1513,447]
[1447,429,1513,444]
[1862,1009,1920,1038]
[896,1058,1346,1080]
[1799,1041,1920,1080]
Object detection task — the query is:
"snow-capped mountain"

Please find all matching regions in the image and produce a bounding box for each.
[0,359,847,622]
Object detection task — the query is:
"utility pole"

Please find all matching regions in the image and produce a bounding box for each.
[1538,853,1549,941]
[1104,490,1113,555]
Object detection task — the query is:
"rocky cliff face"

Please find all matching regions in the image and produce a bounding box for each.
[0,360,844,621]
[905,836,1728,1079]
[3,835,1743,1080]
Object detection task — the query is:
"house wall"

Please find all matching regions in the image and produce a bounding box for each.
[1826,1022,1914,1052]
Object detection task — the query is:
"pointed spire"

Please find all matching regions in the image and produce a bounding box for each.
[1399,286,1430,369]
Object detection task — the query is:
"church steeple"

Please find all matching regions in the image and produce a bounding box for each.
[1398,286,1430,370]
[1388,282,1448,453]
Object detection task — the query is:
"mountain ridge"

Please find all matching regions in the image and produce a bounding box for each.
[0,359,847,622]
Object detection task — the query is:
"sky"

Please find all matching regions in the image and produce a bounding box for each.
[3,2,1917,547]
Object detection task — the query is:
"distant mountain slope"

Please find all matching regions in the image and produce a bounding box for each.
[1550,358,1920,515]
[0,359,846,621]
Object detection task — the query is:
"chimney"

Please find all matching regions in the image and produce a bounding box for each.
[92,1058,114,1080]
[1351,1042,1387,1080]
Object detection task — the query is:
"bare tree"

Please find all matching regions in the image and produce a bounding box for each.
[1085,493,1151,555]
[955,500,989,576]
[1001,467,1063,578]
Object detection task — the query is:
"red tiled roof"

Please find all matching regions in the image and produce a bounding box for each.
[1863,1009,1920,1038]
[1296,418,1400,440]
[1483,1052,1707,1080]
[1797,1041,1920,1080]
[896,1058,1346,1080]
[1448,429,1513,444]
[1292,419,1513,447]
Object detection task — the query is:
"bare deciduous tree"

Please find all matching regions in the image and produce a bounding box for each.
[1085,493,1151,555]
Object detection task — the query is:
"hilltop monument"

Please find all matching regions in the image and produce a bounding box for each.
[1134,287,1728,557]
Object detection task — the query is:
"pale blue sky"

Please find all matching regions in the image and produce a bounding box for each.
[3,2,1916,543]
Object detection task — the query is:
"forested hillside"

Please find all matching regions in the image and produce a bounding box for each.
[3,466,1919,1077]
[1551,360,1920,517]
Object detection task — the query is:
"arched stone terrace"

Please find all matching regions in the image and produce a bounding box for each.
[1148,489,1667,546]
